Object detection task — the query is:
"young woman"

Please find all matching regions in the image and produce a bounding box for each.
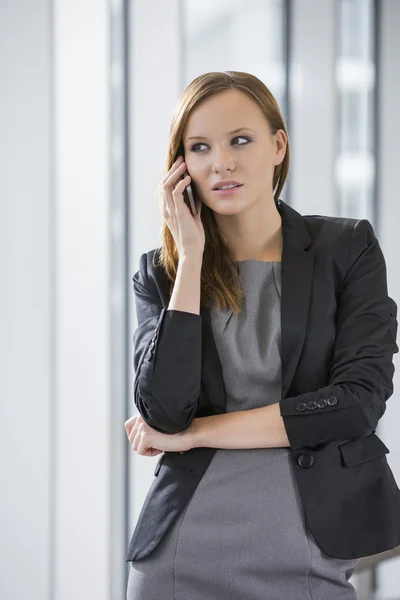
[125,71,400,600]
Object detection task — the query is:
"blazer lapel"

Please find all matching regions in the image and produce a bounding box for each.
[279,200,315,399]
[199,198,315,410]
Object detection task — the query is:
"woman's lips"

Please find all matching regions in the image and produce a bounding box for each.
[212,184,243,196]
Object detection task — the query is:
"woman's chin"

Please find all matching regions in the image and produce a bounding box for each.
[200,193,249,215]
[211,199,246,215]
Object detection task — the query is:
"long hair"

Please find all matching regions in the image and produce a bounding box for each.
[154,71,290,314]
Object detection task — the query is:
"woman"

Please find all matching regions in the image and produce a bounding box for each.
[125,71,400,599]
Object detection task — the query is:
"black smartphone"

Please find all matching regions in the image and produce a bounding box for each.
[178,153,198,215]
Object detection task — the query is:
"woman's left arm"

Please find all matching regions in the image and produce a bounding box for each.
[188,403,290,449]
[189,219,399,451]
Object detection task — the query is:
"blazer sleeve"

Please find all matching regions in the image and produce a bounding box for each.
[132,252,202,434]
[279,219,399,449]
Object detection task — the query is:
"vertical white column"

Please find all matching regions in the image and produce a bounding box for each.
[0,1,53,598]
[53,1,112,598]
[289,0,337,216]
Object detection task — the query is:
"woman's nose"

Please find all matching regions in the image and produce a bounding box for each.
[212,149,235,171]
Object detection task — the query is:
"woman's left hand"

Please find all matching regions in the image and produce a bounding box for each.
[124,413,195,456]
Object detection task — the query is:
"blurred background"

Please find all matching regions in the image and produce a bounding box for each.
[1,0,400,598]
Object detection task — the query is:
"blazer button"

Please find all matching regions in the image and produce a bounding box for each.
[306,401,317,411]
[296,403,307,412]
[317,399,328,408]
[297,454,315,468]
[145,351,152,360]
[327,396,338,406]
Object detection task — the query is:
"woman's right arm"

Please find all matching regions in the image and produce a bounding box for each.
[132,251,203,435]
[132,155,206,434]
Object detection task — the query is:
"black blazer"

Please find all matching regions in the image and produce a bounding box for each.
[126,198,400,563]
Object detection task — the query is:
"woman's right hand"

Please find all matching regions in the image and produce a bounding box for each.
[162,155,205,259]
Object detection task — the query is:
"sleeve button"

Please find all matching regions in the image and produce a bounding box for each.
[306,401,317,411]
[317,399,328,408]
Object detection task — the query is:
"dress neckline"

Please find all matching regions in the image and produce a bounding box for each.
[233,259,281,264]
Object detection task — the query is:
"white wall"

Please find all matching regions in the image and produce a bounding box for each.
[53,1,112,599]
[0,1,115,599]
[0,1,53,598]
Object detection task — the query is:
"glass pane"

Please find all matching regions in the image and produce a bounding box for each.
[182,0,286,118]
[336,0,376,221]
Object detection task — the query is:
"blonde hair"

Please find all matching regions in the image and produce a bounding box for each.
[154,70,290,314]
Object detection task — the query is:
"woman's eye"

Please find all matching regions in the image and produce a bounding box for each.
[190,136,251,152]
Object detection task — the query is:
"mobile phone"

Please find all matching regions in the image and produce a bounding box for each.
[178,154,198,215]
[183,173,198,215]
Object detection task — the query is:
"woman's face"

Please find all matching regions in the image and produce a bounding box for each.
[181,88,287,216]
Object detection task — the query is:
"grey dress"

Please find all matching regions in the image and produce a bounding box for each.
[127,260,360,600]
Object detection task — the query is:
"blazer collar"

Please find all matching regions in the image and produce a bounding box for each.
[199,198,315,412]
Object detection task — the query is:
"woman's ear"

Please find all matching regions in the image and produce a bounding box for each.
[274,130,287,165]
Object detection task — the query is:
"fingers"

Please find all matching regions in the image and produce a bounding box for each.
[160,156,204,256]
[162,156,185,186]
[126,414,155,456]
[162,159,190,211]
[125,414,140,440]
[124,414,137,432]
[124,419,133,435]
[163,162,187,192]
[125,416,163,457]
[173,174,191,199]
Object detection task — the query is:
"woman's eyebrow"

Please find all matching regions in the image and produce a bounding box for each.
[186,127,256,141]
